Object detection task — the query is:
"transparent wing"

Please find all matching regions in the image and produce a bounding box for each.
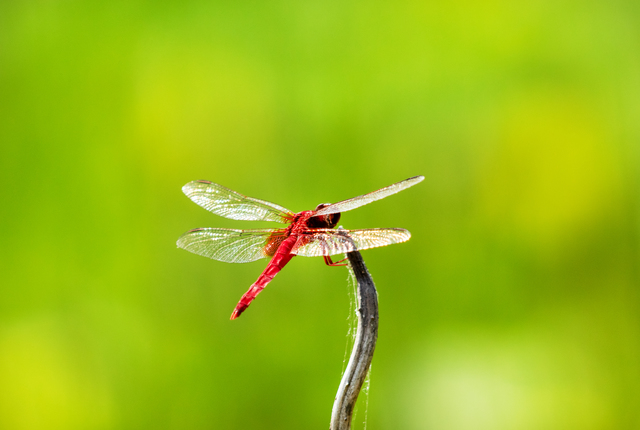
[291,228,411,257]
[183,180,295,223]
[177,228,288,263]
[313,176,424,216]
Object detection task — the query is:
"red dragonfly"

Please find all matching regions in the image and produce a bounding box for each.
[177,176,424,319]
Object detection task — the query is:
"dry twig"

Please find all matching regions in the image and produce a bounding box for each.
[330,249,378,430]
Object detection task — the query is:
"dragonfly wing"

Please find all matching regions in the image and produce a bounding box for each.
[291,228,411,257]
[177,228,288,263]
[313,176,424,216]
[183,180,295,223]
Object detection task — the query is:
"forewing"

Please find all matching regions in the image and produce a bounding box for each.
[313,176,424,216]
[183,180,295,223]
[291,228,411,257]
[177,228,287,263]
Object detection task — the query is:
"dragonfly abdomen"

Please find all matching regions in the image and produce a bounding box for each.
[230,236,298,319]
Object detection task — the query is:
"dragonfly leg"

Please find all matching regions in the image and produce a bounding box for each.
[324,255,348,267]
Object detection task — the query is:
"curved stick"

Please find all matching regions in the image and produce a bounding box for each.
[330,250,379,430]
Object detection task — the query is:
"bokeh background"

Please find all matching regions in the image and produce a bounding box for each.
[1,1,639,429]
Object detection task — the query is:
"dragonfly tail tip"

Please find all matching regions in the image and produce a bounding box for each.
[230,307,245,320]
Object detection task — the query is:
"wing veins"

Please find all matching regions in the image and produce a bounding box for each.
[313,176,424,216]
[183,180,295,223]
[291,228,411,257]
[177,228,284,263]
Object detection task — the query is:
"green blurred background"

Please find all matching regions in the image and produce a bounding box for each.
[1,0,639,429]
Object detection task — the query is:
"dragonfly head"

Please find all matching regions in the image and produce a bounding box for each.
[307,203,341,229]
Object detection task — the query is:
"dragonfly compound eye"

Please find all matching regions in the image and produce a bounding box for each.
[325,212,340,228]
[307,211,341,229]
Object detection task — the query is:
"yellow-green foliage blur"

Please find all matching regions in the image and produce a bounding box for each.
[1,1,638,429]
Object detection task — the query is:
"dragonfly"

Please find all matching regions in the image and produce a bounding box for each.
[177,175,424,319]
